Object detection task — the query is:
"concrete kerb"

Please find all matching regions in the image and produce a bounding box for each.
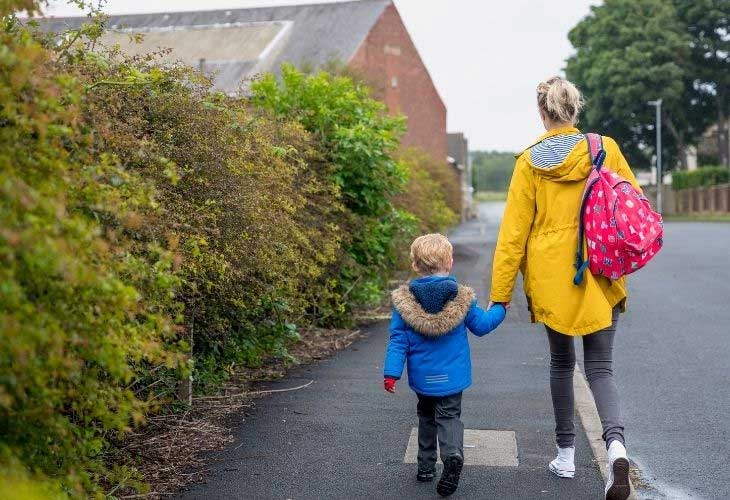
[573,365,638,499]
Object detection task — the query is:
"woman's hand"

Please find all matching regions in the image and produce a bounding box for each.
[488,301,511,310]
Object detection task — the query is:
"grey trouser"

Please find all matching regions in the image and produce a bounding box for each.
[416,392,464,469]
[546,307,625,450]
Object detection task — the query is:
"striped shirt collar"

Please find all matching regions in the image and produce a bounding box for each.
[529,133,585,169]
[517,127,582,159]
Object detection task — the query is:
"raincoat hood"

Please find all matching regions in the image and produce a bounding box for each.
[521,126,593,183]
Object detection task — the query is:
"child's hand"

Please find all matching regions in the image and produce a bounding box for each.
[384,377,397,393]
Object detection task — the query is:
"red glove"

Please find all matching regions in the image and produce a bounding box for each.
[384,377,397,393]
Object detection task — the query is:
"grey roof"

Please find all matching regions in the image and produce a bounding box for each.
[39,0,391,93]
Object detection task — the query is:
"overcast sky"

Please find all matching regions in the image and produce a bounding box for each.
[44,0,600,152]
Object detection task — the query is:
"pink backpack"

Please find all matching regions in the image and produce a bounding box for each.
[573,133,663,285]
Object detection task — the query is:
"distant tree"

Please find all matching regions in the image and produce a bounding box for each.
[471,151,515,192]
[674,0,730,166]
[566,0,698,169]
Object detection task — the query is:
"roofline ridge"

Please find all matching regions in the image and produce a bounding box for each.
[39,0,392,22]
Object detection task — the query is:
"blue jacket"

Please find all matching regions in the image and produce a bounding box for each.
[383,276,506,397]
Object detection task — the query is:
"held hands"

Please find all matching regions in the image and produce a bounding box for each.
[384,376,397,393]
[488,301,511,310]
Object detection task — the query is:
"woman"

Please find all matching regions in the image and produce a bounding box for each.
[489,76,637,500]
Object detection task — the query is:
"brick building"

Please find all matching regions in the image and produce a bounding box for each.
[44,0,448,165]
[348,2,447,163]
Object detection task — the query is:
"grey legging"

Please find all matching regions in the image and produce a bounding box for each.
[546,306,625,449]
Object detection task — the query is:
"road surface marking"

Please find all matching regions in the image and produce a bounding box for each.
[403,428,518,466]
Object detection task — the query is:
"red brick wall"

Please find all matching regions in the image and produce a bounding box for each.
[349,2,447,164]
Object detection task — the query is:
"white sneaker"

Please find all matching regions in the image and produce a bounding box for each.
[605,441,630,500]
[549,446,575,478]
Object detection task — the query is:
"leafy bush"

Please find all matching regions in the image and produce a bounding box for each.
[402,148,462,217]
[3,15,338,494]
[0,448,67,500]
[672,166,730,190]
[0,19,186,495]
[76,56,346,386]
[394,148,459,233]
[0,9,459,497]
[252,65,416,311]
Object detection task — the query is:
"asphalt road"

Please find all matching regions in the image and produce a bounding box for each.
[610,221,730,500]
[178,202,607,500]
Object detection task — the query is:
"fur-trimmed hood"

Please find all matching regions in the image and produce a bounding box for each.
[391,277,475,337]
[385,276,506,396]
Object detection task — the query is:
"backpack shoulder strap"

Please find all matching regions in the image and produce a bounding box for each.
[585,133,606,170]
[573,178,594,286]
[573,133,605,286]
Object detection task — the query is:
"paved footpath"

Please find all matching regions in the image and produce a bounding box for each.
[179,205,609,500]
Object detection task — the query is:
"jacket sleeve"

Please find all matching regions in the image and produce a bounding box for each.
[604,136,641,191]
[490,157,536,303]
[465,301,506,337]
[383,309,409,379]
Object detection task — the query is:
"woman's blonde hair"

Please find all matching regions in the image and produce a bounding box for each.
[410,233,452,275]
[537,76,584,125]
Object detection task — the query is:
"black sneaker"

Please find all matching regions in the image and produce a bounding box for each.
[605,457,631,500]
[416,467,435,482]
[436,455,463,497]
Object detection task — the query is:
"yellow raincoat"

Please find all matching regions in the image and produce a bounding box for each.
[490,127,640,335]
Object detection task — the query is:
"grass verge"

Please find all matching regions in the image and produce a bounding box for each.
[473,191,508,202]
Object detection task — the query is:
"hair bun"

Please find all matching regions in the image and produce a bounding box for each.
[537,76,584,125]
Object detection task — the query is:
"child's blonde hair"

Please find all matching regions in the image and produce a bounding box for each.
[410,233,452,275]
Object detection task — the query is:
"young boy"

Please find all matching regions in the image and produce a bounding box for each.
[383,233,506,497]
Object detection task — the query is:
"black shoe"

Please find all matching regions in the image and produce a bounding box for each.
[416,467,435,482]
[605,457,631,500]
[436,455,463,497]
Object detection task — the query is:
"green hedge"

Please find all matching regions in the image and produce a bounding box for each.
[252,64,418,308]
[0,12,457,497]
[672,166,730,190]
[394,148,459,237]
[1,18,191,496]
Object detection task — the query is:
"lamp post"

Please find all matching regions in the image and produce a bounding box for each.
[648,99,663,214]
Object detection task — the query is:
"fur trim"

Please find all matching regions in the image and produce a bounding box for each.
[392,284,475,337]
